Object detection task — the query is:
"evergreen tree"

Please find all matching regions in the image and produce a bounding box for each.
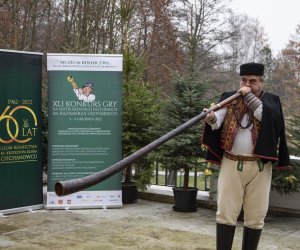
[120,1,161,191]
[286,114,300,156]
[155,71,209,189]
[122,51,161,190]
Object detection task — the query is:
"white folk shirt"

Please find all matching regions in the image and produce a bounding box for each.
[210,104,263,155]
[73,89,96,102]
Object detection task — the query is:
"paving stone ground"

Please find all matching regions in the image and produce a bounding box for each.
[1,198,300,250]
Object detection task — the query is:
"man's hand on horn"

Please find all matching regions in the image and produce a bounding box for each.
[203,109,217,124]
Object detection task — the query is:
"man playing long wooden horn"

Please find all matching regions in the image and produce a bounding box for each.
[202,62,290,250]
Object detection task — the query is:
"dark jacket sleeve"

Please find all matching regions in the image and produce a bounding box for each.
[201,91,236,164]
[253,93,290,167]
[202,123,223,163]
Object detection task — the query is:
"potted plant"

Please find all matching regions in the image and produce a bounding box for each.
[268,114,300,208]
[271,160,300,194]
[154,71,209,212]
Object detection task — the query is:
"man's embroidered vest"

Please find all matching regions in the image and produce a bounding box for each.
[220,96,260,151]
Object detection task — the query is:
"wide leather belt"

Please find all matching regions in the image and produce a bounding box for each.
[224,151,258,161]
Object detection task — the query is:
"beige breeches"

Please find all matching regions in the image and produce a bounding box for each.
[216,157,272,229]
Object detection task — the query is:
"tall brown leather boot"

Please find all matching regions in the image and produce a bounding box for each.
[216,223,236,250]
[242,226,262,250]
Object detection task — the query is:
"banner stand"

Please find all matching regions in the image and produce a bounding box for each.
[0,49,44,215]
[0,204,44,216]
[46,53,123,209]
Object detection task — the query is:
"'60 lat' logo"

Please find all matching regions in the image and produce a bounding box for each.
[0,105,37,144]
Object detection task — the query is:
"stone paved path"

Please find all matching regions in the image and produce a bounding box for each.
[0,199,300,249]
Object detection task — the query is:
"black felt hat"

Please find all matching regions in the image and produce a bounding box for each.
[240,62,264,76]
[82,80,94,89]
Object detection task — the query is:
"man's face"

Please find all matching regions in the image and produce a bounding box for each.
[82,86,92,96]
[240,75,263,96]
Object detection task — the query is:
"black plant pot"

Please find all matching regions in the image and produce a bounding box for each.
[122,182,138,204]
[172,187,198,212]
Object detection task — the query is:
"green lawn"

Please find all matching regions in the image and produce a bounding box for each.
[150,173,211,191]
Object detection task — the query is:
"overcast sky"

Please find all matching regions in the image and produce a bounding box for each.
[229,0,300,54]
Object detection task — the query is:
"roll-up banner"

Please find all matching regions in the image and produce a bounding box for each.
[46,54,123,209]
[0,49,43,215]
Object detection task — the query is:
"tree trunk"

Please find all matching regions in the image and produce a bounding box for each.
[183,167,189,189]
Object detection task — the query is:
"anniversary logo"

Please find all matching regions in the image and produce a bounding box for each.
[0,103,38,164]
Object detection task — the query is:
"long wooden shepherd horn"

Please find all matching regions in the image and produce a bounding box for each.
[55,92,242,196]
